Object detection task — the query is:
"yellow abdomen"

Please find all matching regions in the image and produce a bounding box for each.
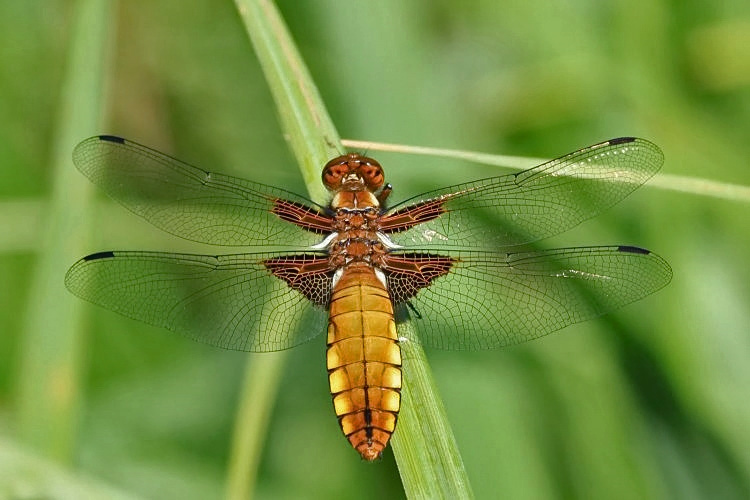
[326,264,401,461]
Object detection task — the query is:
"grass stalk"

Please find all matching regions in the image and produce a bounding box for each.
[0,436,139,499]
[342,139,750,203]
[391,322,474,499]
[229,1,472,498]
[224,353,286,500]
[15,0,112,461]
[226,1,341,498]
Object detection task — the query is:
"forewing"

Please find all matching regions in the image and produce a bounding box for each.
[65,250,331,352]
[73,136,332,247]
[382,138,663,250]
[385,246,672,350]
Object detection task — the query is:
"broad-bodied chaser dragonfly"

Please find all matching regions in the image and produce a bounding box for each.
[65,135,672,460]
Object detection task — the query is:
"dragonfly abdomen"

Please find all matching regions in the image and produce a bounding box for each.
[326,264,402,461]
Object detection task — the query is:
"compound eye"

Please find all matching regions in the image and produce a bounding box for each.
[361,164,384,188]
[322,164,349,188]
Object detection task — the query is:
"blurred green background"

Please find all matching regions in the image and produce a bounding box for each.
[2,1,750,498]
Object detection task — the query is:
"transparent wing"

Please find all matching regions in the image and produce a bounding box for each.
[386,245,672,350]
[383,138,663,250]
[65,250,331,352]
[73,135,332,248]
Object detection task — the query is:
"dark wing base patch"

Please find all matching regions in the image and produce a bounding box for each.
[264,255,333,306]
[382,253,456,303]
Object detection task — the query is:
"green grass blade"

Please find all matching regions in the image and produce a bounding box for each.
[342,139,750,203]
[392,322,474,499]
[0,435,142,500]
[224,353,286,500]
[16,0,113,461]
[227,1,341,498]
[229,1,472,498]
[0,199,44,253]
[235,0,341,202]
[341,138,542,171]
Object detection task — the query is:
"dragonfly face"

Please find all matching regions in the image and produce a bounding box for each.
[65,135,672,461]
[322,153,385,191]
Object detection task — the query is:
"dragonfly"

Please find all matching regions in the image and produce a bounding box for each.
[65,135,672,461]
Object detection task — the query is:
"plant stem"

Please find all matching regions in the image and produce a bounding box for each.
[16,0,112,462]
[229,1,472,498]
[392,322,474,499]
[227,1,341,498]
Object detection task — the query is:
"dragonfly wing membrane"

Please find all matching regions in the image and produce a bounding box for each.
[73,136,332,247]
[65,250,331,352]
[385,246,672,350]
[382,138,663,250]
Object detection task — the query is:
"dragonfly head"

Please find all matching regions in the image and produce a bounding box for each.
[323,153,384,192]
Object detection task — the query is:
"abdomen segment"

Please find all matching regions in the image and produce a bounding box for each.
[326,265,401,460]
